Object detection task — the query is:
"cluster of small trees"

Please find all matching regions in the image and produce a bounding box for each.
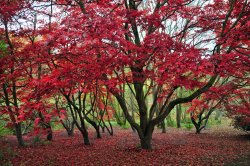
[0,0,249,149]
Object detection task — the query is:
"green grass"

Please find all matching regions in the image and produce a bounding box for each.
[121,123,131,129]
[0,124,12,136]
[109,121,119,126]
[184,122,193,130]
[51,123,64,131]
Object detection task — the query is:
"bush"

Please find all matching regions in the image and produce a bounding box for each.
[184,121,193,130]
[121,123,130,129]
[51,123,64,130]
[32,135,42,145]
[167,120,175,127]
[0,122,13,136]
[233,116,250,132]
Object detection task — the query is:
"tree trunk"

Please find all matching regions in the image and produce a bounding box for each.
[81,122,90,145]
[177,88,183,127]
[46,126,53,141]
[131,96,136,133]
[67,128,74,136]
[140,126,154,150]
[76,118,90,145]
[68,121,75,136]
[85,117,101,138]
[75,122,90,145]
[161,120,166,133]
[193,120,201,134]
[81,130,90,145]
[80,122,90,145]
[196,127,202,134]
[95,126,101,138]
[15,123,24,146]
[191,115,201,134]
[176,105,181,128]
[101,126,105,133]
[140,136,152,149]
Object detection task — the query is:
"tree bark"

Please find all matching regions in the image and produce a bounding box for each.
[196,128,201,134]
[67,101,90,145]
[95,126,101,138]
[161,120,166,133]
[46,126,53,141]
[140,136,152,149]
[67,121,75,136]
[81,130,90,145]
[67,128,74,136]
[176,104,181,128]
[15,123,25,146]
[3,83,24,146]
[81,121,90,145]
[176,88,182,128]
[140,125,154,149]
[85,117,101,138]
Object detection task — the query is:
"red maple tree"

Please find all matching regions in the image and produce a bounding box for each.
[0,0,249,149]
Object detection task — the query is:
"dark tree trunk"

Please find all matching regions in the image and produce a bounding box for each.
[196,128,202,134]
[83,135,90,145]
[140,135,152,149]
[191,115,202,134]
[101,120,114,136]
[194,122,201,134]
[67,128,74,136]
[65,95,91,145]
[47,130,53,141]
[75,121,90,145]
[131,95,136,133]
[95,126,101,138]
[80,130,90,145]
[46,126,53,141]
[15,123,24,146]
[161,121,166,133]
[140,126,154,149]
[176,88,182,128]
[106,115,114,136]
[79,121,90,145]
[176,104,181,128]
[67,121,75,136]
[81,120,90,145]
[101,126,105,133]
[85,117,101,138]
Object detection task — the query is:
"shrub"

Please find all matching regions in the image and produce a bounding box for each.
[233,116,250,132]
[184,121,193,130]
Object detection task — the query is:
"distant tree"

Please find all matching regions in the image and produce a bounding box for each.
[0,0,32,146]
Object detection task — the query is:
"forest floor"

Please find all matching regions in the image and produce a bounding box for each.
[0,126,249,166]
